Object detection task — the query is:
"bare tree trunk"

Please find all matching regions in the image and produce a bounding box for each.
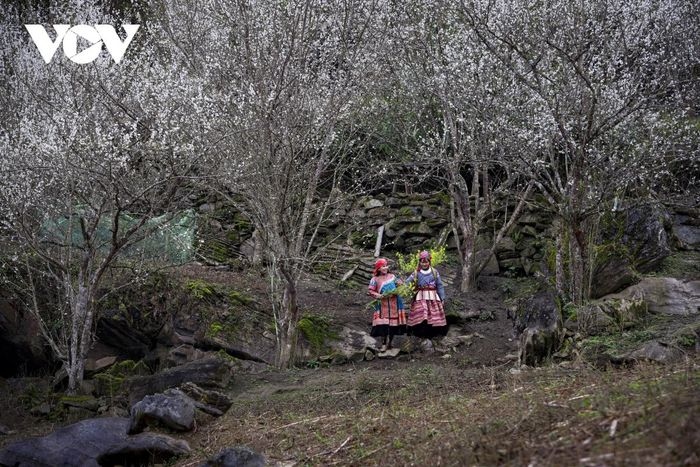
[569,224,584,305]
[68,279,90,392]
[555,221,565,299]
[251,229,263,266]
[460,233,476,292]
[276,274,299,368]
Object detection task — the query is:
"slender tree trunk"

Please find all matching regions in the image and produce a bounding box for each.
[68,280,90,392]
[276,272,299,369]
[555,220,565,299]
[460,233,476,292]
[569,223,584,305]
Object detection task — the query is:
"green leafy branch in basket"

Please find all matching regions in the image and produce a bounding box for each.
[395,246,448,274]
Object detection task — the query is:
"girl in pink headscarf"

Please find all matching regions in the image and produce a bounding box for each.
[405,250,448,337]
[368,258,406,351]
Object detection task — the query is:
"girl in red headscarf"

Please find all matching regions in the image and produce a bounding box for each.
[368,258,406,351]
[405,250,448,337]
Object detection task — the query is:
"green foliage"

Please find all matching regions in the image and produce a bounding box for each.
[199,238,230,263]
[366,246,449,309]
[349,229,374,248]
[298,314,337,352]
[511,229,523,244]
[580,322,658,357]
[543,239,557,279]
[228,290,253,306]
[593,242,631,269]
[479,309,495,321]
[209,321,225,335]
[18,383,46,411]
[377,281,418,306]
[653,251,700,279]
[398,206,415,216]
[671,323,699,348]
[93,359,150,398]
[563,302,578,320]
[499,277,541,302]
[605,297,647,332]
[396,245,447,274]
[580,334,618,354]
[186,279,216,300]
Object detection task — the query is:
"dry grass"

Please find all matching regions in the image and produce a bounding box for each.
[176,357,700,466]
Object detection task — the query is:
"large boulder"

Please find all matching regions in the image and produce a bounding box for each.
[0,299,53,377]
[591,204,672,298]
[509,290,563,366]
[0,417,189,467]
[126,356,233,406]
[129,389,196,434]
[179,382,233,414]
[619,341,685,365]
[602,278,699,316]
[96,314,153,359]
[670,204,700,250]
[327,327,377,362]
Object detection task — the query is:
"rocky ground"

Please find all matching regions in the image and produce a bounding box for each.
[0,256,698,466]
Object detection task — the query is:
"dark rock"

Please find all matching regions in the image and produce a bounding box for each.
[126,356,233,406]
[129,389,196,434]
[520,225,538,237]
[474,250,499,276]
[495,236,516,254]
[195,335,270,364]
[591,204,672,298]
[0,417,189,467]
[200,446,266,467]
[499,258,523,273]
[30,402,52,416]
[673,219,700,250]
[179,382,232,414]
[0,299,53,377]
[96,314,152,359]
[619,341,684,365]
[59,395,100,412]
[509,291,563,366]
[166,344,211,367]
[670,205,700,250]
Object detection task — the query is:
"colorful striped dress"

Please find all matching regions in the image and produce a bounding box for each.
[368,274,407,338]
[406,267,448,337]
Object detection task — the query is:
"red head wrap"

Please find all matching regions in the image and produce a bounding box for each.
[374,258,388,275]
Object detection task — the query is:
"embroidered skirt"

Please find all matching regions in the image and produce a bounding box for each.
[408,290,447,337]
[370,295,407,337]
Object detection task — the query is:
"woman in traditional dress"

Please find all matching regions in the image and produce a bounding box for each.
[368,258,407,351]
[406,250,448,338]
